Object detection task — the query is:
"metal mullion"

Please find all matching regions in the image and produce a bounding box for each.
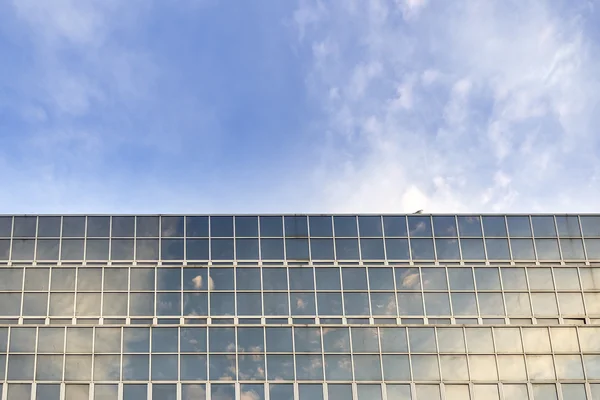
[232,216,236,262]
[311,265,319,323]
[82,217,88,264]
[208,216,212,262]
[58,216,64,265]
[364,264,373,322]
[7,216,13,262]
[552,216,567,263]
[338,265,346,323]
[30,327,39,400]
[72,267,79,324]
[577,266,591,322]
[578,215,591,263]
[390,263,401,323]
[108,217,112,264]
[443,265,452,322]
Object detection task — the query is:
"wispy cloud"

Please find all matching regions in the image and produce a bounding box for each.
[295,0,600,213]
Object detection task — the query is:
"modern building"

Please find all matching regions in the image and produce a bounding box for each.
[0,214,600,400]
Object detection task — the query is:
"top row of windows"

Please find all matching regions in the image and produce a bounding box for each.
[0,215,598,239]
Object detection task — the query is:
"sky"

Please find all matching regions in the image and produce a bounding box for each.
[0,0,599,214]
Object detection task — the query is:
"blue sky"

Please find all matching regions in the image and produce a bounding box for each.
[0,0,599,213]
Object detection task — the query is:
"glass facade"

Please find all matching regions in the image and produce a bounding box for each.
[0,214,599,399]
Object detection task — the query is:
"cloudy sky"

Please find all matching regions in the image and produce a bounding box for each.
[1,0,599,214]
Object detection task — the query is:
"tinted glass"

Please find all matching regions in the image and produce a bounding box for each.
[136,216,159,237]
[210,216,233,237]
[383,216,407,236]
[458,216,482,236]
[309,216,332,236]
[260,216,283,236]
[161,216,184,237]
[433,216,457,237]
[333,216,357,237]
[482,216,507,237]
[532,216,557,237]
[235,216,258,237]
[0,216,12,237]
[84,216,109,238]
[62,216,85,237]
[408,216,432,237]
[13,216,36,237]
[507,216,532,237]
[556,216,581,237]
[285,216,308,237]
[186,239,209,260]
[38,217,61,237]
[358,216,382,236]
[111,216,134,237]
[186,216,209,237]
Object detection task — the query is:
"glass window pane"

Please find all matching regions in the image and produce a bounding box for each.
[357,385,382,400]
[408,216,432,237]
[474,267,500,290]
[465,328,494,353]
[507,216,532,237]
[284,216,308,237]
[112,216,134,237]
[383,216,407,236]
[561,384,586,400]
[451,293,478,316]
[152,354,178,380]
[472,385,499,400]
[322,328,350,352]
[411,238,435,259]
[286,238,309,260]
[187,216,209,237]
[13,216,36,237]
[291,293,316,315]
[521,328,551,354]
[531,293,558,316]
[445,385,470,400]
[267,355,294,380]
[211,238,234,260]
[324,354,352,380]
[535,239,560,260]
[310,238,334,260]
[8,384,32,400]
[397,293,424,316]
[86,239,109,260]
[211,216,234,237]
[62,216,85,237]
[343,293,370,316]
[360,238,385,260]
[298,384,323,400]
[583,216,600,236]
[335,238,359,260]
[385,238,410,259]
[424,293,450,315]
[560,238,585,260]
[556,215,581,237]
[95,385,119,400]
[328,384,352,400]
[486,239,510,260]
[461,238,485,260]
[309,216,333,236]
[409,327,436,352]
[12,239,35,260]
[353,355,382,380]
[260,238,283,260]
[181,355,207,380]
[352,327,379,352]
[502,385,529,400]
[94,355,120,380]
[415,385,440,400]
[123,384,147,398]
[469,355,498,381]
[270,384,294,400]
[358,216,383,236]
[110,239,134,260]
[482,216,506,237]
[236,238,259,260]
[478,293,505,316]
[532,216,557,237]
[440,355,468,380]
[334,216,357,237]
[448,268,474,290]
[382,354,411,380]
[64,355,92,380]
[497,355,527,380]
[136,216,159,237]
[435,238,460,260]
[342,268,367,290]
[433,216,457,237]
[501,268,528,289]
[412,355,440,380]
[260,216,283,237]
[510,239,535,260]
[36,384,61,400]
[36,239,59,260]
[532,384,557,400]
[161,238,184,260]
[296,354,323,380]
[0,293,21,314]
[504,293,531,316]
[38,216,61,237]
[161,216,184,237]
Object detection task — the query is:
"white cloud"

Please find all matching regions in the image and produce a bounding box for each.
[296,0,600,212]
